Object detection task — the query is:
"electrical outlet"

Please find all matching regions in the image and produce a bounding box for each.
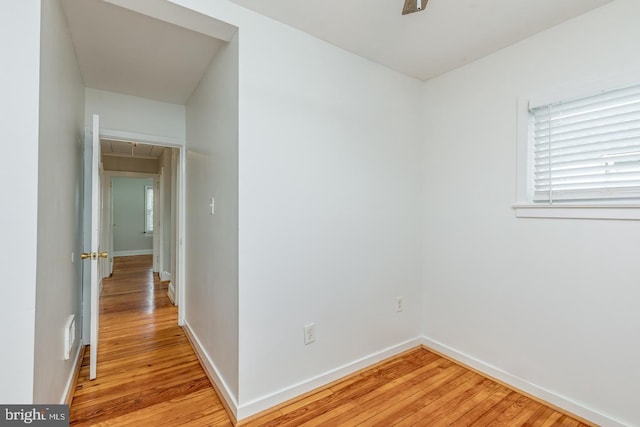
[396,296,404,312]
[304,323,315,345]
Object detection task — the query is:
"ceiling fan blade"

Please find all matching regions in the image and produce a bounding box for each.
[402,0,428,15]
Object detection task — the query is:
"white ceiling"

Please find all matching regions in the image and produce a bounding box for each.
[229,0,616,81]
[60,0,226,104]
[59,0,617,101]
[101,139,165,159]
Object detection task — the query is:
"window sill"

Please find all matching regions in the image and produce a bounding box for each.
[513,204,640,220]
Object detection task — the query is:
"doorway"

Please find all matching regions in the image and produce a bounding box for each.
[81,130,187,363]
[110,176,154,259]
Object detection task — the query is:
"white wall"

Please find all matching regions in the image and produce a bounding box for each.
[0,0,41,404]
[33,0,85,404]
[237,20,423,415]
[174,0,423,417]
[185,32,240,403]
[421,1,640,426]
[85,88,185,141]
[112,177,154,254]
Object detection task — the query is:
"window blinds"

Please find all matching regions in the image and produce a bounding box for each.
[530,82,640,203]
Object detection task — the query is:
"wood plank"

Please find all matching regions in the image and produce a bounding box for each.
[329,361,464,426]
[392,376,495,426]
[371,371,480,427]
[423,344,597,426]
[435,382,509,426]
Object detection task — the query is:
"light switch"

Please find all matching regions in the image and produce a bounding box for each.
[209,197,215,215]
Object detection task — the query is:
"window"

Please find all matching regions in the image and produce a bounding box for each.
[144,185,154,233]
[515,80,640,220]
[530,82,640,203]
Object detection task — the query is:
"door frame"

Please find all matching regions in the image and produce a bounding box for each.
[82,128,187,341]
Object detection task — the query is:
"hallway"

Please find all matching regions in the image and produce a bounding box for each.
[70,255,232,426]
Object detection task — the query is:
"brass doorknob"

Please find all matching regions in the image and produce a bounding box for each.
[81,252,107,260]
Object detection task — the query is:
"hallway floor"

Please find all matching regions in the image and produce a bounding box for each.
[70,255,232,426]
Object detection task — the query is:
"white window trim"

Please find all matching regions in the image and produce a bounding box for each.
[513,204,640,220]
[514,73,640,220]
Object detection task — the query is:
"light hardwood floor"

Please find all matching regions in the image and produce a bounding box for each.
[70,256,592,426]
[70,255,232,426]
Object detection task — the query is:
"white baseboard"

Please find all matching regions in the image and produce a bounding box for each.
[167,282,176,305]
[182,321,239,419]
[421,337,626,427]
[112,249,152,257]
[173,328,627,425]
[236,337,421,420]
[60,343,83,404]
[160,271,172,281]
[182,322,421,422]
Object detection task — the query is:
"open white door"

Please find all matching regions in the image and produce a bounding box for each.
[90,114,100,380]
[81,114,103,380]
